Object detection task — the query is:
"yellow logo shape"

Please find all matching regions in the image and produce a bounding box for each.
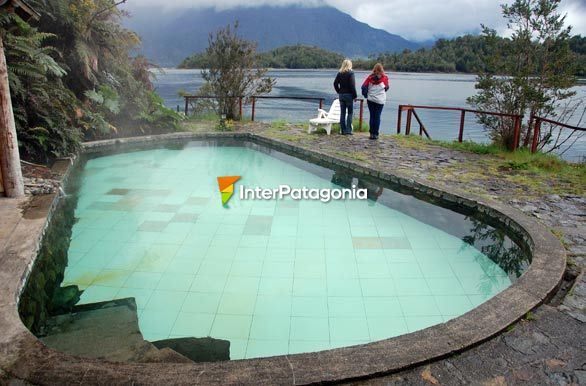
[217,176,241,207]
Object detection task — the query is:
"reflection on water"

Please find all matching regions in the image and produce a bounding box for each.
[328,169,530,280]
[462,218,530,277]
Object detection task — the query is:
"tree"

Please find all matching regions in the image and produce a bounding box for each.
[1,0,182,162]
[201,23,274,120]
[467,0,578,150]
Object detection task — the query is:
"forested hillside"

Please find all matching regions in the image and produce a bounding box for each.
[180,35,586,77]
[180,45,345,69]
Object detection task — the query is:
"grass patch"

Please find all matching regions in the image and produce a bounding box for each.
[392,135,504,154]
[391,134,585,196]
[330,117,370,133]
[270,119,289,130]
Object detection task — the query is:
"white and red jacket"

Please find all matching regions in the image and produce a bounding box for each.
[361,73,389,105]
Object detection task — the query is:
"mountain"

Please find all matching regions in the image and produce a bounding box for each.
[123,5,420,67]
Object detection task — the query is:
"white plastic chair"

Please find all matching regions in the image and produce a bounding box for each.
[308,99,341,135]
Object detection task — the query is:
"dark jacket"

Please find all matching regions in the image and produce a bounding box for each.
[334,71,357,99]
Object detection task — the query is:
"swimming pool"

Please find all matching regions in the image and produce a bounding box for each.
[59,139,527,360]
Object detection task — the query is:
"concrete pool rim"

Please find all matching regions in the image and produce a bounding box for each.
[0,132,566,385]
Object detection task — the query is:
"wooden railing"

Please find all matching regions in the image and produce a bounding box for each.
[397,105,524,150]
[530,115,586,153]
[183,95,366,130]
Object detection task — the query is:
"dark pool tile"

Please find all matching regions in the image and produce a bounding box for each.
[171,213,199,223]
[352,237,383,250]
[139,221,169,232]
[244,215,273,236]
[132,189,171,197]
[88,202,119,211]
[107,188,131,196]
[246,216,274,227]
[112,196,143,210]
[381,237,412,250]
[156,204,181,213]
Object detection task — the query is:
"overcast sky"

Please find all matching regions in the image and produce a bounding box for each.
[126,0,586,41]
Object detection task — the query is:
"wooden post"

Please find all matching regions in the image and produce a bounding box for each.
[251,97,256,122]
[531,118,541,153]
[512,116,521,151]
[397,105,402,134]
[184,97,189,116]
[0,34,24,198]
[319,99,323,110]
[458,110,466,142]
[405,108,413,136]
[239,97,243,120]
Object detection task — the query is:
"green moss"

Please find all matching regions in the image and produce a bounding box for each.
[391,135,504,154]
[524,311,536,321]
[18,161,84,334]
[270,119,289,130]
[551,229,570,249]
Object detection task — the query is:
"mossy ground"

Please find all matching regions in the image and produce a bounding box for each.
[391,135,585,197]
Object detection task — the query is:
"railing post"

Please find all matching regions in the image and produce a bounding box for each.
[531,118,541,153]
[239,97,243,120]
[359,99,364,131]
[251,97,256,122]
[319,99,323,110]
[397,105,402,134]
[512,116,521,150]
[184,97,189,116]
[458,110,466,142]
[406,108,413,136]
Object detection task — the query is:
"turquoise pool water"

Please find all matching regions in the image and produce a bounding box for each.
[63,141,518,360]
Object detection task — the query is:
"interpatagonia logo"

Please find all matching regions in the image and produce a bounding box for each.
[217,176,241,207]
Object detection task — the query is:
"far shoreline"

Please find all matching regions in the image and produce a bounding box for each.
[152,68,586,83]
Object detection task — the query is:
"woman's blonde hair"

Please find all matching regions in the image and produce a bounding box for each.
[339,59,353,73]
[373,63,384,75]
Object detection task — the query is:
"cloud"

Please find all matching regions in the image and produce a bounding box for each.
[124,0,586,41]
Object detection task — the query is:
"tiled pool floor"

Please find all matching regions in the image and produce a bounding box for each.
[63,145,510,359]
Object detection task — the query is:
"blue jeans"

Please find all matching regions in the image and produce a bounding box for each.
[338,94,354,134]
[368,100,384,136]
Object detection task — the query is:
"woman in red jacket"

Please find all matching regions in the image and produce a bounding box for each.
[361,63,389,140]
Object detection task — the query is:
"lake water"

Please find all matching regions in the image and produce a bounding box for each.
[153,69,585,162]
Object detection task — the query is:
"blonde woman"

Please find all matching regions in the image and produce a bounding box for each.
[333,59,358,135]
[361,63,389,140]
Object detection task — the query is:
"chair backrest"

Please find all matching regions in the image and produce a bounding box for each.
[328,99,341,120]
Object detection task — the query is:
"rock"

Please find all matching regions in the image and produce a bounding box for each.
[41,298,192,363]
[504,336,534,355]
[520,204,538,212]
[151,337,230,362]
[50,285,82,313]
[575,370,586,385]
